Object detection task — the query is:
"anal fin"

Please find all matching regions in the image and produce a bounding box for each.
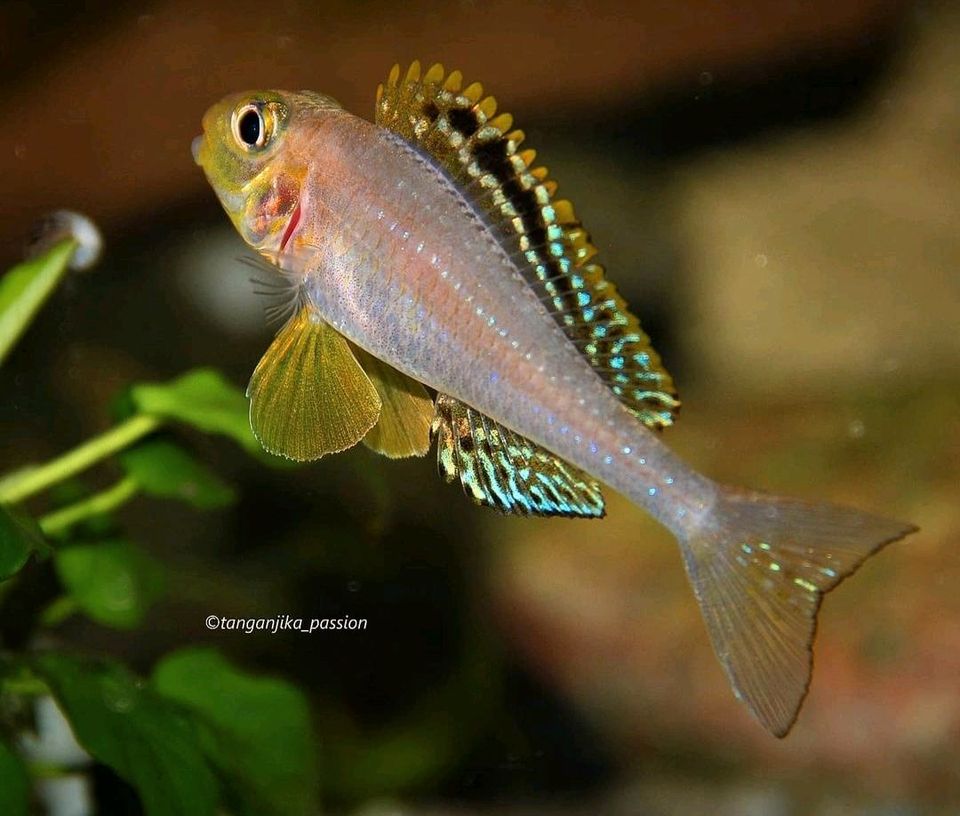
[433,395,604,518]
[247,307,381,461]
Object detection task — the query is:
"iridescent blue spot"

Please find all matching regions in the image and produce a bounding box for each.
[577,292,591,307]
[582,307,595,321]
[489,372,500,384]
[665,476,674,485]
[603,455,613,465]
[638,457,646,465]
[610,355,625,370]
[589,442,599,454]
[648,487,657,496]
[622,445,632,454]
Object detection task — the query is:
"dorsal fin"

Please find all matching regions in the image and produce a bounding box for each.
[433,394,604,518]
[376,61,680,429]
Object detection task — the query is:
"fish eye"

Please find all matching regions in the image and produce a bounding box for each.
[233,104,266,150]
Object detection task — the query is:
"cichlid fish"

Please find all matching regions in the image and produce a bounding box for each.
[192,62,916,737]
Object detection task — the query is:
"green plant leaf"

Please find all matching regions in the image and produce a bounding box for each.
[0,504,50,580]
[34,653,218,816]
[54,540,165,629]
[119,438,235,509]
[0,239,76,367]
[0,739,29,816]
[153,648,318,816]
[129,369,260,455]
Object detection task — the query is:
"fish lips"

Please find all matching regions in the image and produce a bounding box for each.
[191,135,204,165]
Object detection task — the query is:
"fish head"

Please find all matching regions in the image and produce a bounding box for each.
[192,90,341,259]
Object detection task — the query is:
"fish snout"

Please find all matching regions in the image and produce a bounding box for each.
[191,134,204,165]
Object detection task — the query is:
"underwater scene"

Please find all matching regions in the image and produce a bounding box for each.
[1,1,958,814]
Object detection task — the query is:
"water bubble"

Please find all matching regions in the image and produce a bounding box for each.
[25,211,103,271]
[754,253,769,268]
[848,419,866,439]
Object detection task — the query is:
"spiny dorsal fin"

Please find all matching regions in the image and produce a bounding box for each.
[350,343,435,459]
[247,307,381,461]
[376,61,679,430]
[433,394,604,518]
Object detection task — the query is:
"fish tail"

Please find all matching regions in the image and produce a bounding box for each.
[678,486,915,737]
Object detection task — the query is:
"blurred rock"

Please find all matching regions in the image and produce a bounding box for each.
[677,4,960,393]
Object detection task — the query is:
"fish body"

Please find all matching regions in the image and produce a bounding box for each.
[193,65,915,736]
[282,110,710,532]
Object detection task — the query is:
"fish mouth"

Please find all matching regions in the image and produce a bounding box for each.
[191,134,204,165]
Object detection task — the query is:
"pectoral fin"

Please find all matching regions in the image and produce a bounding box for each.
[247,307,381,461]
[350,344,435,458]
[434,394,604,518]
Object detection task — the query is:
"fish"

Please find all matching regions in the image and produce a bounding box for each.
[192,62,916,737]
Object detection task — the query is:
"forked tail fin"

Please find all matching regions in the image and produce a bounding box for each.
[680,488,916,737]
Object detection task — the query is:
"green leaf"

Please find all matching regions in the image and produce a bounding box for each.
[129,369,260,455]
[54,540,165,629]
[0,239,76,367]
[119,439,235,509]
[0,504,50,580]
[153,648,318,816]
[0,740,29,816]
[34,653,218,816]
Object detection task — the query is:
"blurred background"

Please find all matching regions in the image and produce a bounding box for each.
[2,0,959,813]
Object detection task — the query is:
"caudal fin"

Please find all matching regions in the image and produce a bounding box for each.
[680,488,916,737]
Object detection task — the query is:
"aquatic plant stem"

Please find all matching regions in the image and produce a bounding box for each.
[0,673,49,697]
[37,477,140,537]
[39,595,81,628]
[0,415,160,505]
